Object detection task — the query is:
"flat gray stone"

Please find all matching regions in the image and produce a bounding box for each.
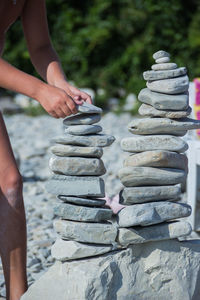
[77,102,102,114]
[51,239,112,261]
[138,88,189,110]
[121,135,188,153]
[151,63,177,71]
[153,50,170,60]
[54,219,117,244]
[65,125,102,135]
[117,202,191,227]
[51,134,115,147]
[118,221,192,246]
[58,195,106,207]
[128,117,200,135]
[49,156,106,176]
[119,185,181,205]
[63,113,101,126]
[155,57,170,63]
[50,145,103,158]
[143,67,187,81]
[123,151,188,170]
[45,175,105,197]
[118,167,187,187]
[54,203,112,222]
[147,75,189,94]
[139,103,192,119]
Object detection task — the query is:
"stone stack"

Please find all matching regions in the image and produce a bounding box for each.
[117,50,200,247]
[46,102,116,261]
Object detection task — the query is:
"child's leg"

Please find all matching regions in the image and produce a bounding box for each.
[0,112,27,300]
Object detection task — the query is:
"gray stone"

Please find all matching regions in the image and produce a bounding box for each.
[77,102,102,114]
[151,63,177,71]
[21,239,200,300]
[65,124,102,135]
[121,135,188,153]
[51,134,115,147]
[49,156,106,176]
[118,221,192,246]
[45,175,105,197]
[63,113,101,126]
[139,103,192,119]
[51,239,112,261]
[138,88,189,110]
[123,151,188,170]
[128,117,200,135]
[54,203,112,222]
[117,201,191,227]
[153,50,170,59]
[50,145,103,158]
[143,67,187,81]
[147,75,189,94]
[54,219,117,244]
[119,185,181,205]
[155,57,170,63]
[58,195,106,207]
[118,167,187,187]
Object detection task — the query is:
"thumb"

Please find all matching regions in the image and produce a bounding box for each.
[73,95,83,105]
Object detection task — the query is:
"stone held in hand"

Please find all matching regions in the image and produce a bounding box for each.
[77,102,102,114]
[49,156,106,176]
[58,195,106,207]
[118,167,187,187]
[138,104,192,119]
[50,145,103,158]
[147,75,189,94]
[121,135,188,153]
[155,57,170,63]
[151,63,177,71]
[119,185,181,205]
[51,239,112,261]
[138,88,189,111]
[153,50,170,60]
[63,113,101,126]
[143,67,187,81]
[65,124,102,135]
[117,201,191,227]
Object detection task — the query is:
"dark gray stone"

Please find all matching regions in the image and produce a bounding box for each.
[58,195,106,207]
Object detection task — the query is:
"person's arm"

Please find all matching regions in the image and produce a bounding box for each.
[21,0,92,104]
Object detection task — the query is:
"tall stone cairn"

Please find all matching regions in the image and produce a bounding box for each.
[46,102,117,261]
[117,50,200,246]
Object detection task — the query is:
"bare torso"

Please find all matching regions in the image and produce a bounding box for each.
[0,0,26,54]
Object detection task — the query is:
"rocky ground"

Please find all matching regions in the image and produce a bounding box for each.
[0,112,133,297]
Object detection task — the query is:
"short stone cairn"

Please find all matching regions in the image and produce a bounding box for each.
[46,102,116,261]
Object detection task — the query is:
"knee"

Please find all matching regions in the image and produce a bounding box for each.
[1,172,23,208]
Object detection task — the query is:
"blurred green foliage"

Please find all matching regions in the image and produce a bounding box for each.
[3,0,200,107]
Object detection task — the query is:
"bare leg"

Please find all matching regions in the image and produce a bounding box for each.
[0,113,27,300]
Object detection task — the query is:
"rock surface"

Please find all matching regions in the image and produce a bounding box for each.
[65,124,102,135]
[151,63,177,70]
[153,50,170,59]
[50,144,103,158]
[143,67,187,81]
[77,102,102,114]
[63,113,101,126]
[147,75,189,94]
[155,57,170,63]
[58,195,106,207]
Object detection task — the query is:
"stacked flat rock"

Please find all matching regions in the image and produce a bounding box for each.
[46,102,116,261]
[117,50,200,247]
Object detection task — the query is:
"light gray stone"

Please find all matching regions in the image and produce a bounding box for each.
[153,50,170,59]
[54,219,117,244]
[54,203,112,222]
[21,239,200,300]
[121,135,188,153]
[118,167,187,187]
[63,113,101,126]
[138,88,189,110]
[117,201,191,227]
[128,117,200,135]
[155,57,170,63]
[143,67,187,81]
[49,156,106,176]
[50,145,103,158]
[58,195,106,207]
[151,63,177,71]
[51,134,115,147]
[51,239,112,261]
[119,185,181,205]
[45,175,105,197]
[123,151,188,170]
[118,221,192,246]
[77,102,102,114]
[147,75,189,94]
[65,124,102,135]
[139,103,192,119]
